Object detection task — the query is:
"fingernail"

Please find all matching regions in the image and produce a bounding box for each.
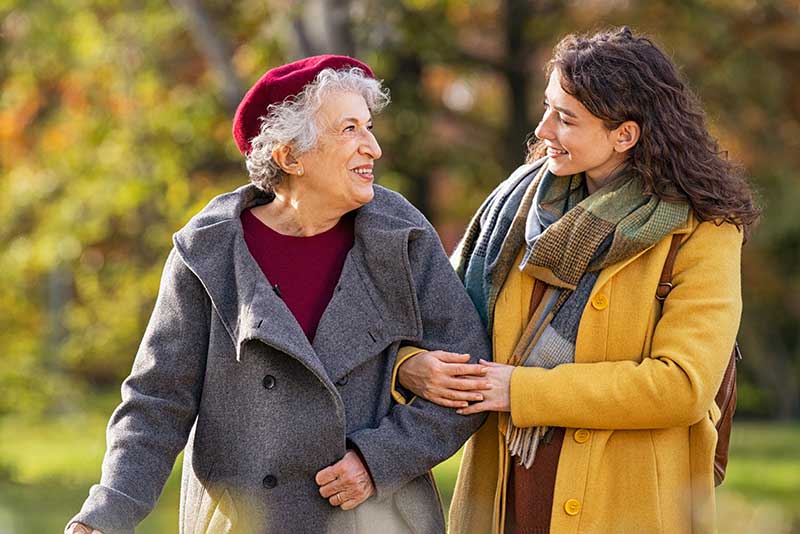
[476,395,484,401]
[456,409,463,415]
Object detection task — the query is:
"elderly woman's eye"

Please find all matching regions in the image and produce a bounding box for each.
[343,125,356,132]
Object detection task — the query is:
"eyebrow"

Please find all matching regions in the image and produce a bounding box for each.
[544,97,578,119]
[340,116,373,124]
[554,105,578,118]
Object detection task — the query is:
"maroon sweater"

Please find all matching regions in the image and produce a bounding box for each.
[241,208,355,342]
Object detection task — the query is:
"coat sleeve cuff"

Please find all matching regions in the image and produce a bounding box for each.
[346,431,403,501]
[391,346,425,404]
[67,484,148,534]
[509,366,548,428]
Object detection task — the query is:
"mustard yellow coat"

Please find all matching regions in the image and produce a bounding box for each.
[448,215,742,534]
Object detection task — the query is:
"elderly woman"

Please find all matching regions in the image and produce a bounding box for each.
[67,55,489,534]
[395,28,758,533]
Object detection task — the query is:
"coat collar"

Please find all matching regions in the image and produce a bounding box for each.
[172,183,423,384]
[590,212,696,297]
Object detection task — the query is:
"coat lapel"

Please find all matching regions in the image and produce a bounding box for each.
[172,184,332,386]
[173,184,422,387]
[312,198,422,384]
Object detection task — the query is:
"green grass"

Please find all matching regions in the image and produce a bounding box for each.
[1,413,797,533]
[715,422,800,534]
[0,406,182,534]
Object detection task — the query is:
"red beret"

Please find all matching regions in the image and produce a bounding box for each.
[232,54,375,155]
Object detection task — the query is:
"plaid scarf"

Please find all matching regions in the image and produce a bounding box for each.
[455,160,689,467]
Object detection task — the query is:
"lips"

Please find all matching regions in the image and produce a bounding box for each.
[546,146,568,158]
[350,165,374,180]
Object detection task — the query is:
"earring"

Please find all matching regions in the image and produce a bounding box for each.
[297,167,304,176]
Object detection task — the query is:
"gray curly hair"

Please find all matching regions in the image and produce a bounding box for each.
[245,67,390,191]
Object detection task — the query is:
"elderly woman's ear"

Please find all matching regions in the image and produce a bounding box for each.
[272,144,304,176]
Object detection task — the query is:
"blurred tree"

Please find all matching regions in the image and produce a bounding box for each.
[170,0,244,112]
[1,0,798,419]
[0,0,271,414]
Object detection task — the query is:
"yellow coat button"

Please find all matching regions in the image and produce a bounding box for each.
[573,429,591,443]
[591,293,609,310]
[564,498,581,516]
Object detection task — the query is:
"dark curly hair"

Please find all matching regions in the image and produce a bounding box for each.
[528,27,760,237]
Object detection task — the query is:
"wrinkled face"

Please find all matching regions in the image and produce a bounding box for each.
[534,69,627,183]
[298,91,382,212]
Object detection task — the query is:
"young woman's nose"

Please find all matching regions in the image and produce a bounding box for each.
[534,109,555,141]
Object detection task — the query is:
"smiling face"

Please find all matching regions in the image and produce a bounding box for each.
[534,69,633,188]
[297,90,382,213]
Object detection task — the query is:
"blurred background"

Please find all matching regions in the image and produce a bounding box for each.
[1,0,798,532]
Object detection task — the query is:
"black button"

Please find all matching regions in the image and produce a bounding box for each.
[262,474,277,488]
[262,375,276,389]
[336,375,348,387]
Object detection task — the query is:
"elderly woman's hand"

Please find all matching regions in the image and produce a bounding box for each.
[316,450,375,510]
[65,523,103,534]
[398,350,491,408]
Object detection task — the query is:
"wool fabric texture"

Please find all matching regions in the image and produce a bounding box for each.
[232,55,374,154]
[458,160,691,467]
[68,183,490,534]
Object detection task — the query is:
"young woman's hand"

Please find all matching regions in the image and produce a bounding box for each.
[456,359,514,415]
[397,350,491,408]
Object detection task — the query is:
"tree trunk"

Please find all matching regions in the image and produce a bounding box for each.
[504,0,532,166]
[291,0,355,56]
[170,0,244,113]
[322,0,355,56]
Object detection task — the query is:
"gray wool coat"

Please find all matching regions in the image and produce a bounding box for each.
[69,184,490,534]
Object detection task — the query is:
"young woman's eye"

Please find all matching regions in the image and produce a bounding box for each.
[559,116,573,126]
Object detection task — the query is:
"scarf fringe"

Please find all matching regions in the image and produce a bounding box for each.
[506,417,549,469]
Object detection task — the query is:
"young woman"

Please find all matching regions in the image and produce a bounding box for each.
[395,27,759,533]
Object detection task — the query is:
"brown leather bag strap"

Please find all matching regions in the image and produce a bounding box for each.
[655,231,739,487]
[656,234,684,301]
